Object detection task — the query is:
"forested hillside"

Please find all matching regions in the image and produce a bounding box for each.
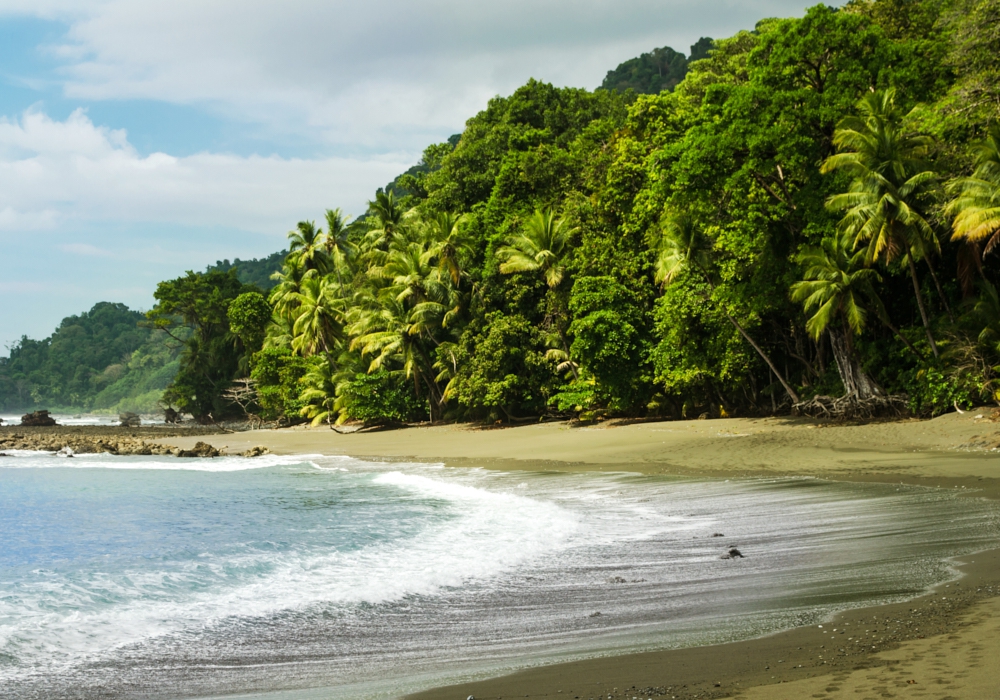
[601,37,713,94]
[5,0,1000,425]
[0,303,182,412]
[206,252,285,291]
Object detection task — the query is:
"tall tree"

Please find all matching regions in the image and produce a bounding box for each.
[322,208,355,288]
[791,233,883,399]
[654,211,801,404]
[948,124,1000,255]
[822,89,943,357]
[286,221,330,273]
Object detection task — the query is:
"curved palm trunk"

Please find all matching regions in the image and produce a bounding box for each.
[923,256,954,323]
[723,311,800,404]
[828,327,882,399]
[906,251,940,358]
[558,329,579,381]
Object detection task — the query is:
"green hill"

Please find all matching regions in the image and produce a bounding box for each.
[601,37,713,94]
[0,302,181,413]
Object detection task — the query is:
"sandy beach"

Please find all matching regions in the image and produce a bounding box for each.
[154,412,1000,698]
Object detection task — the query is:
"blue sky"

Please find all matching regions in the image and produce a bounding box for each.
[0,0,825,352]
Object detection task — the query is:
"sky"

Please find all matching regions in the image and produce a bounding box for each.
[0,0,829,352]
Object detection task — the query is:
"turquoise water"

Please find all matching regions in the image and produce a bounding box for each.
[1,451,998,699]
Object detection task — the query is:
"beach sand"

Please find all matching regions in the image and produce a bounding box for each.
[158,412,1000,699]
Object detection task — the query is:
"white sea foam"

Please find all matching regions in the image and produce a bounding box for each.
[0,450,324,471]
[0,464,578,675]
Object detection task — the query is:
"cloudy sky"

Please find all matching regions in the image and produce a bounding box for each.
[0,0,828,351]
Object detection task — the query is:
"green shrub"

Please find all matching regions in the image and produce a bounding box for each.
[342,370,426,424]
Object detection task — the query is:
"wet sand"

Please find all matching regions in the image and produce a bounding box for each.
[157,412,1000,698]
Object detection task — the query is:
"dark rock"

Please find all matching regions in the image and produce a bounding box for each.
[177,441,220,458]
[242,445,270,457]
[119,412,141,428]
[21,410,57,427]
[723,547,744,559]
[712,533,725,537]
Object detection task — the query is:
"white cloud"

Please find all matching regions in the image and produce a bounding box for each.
[0,108,412,236]
[1,0,824,151]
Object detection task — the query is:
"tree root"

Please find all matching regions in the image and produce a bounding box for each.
[792,393,910,420]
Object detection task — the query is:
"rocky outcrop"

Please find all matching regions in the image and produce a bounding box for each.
[119,412,141,428]
[242,445,270,457]
[176,441,220,458]
[21,410,57,427]
[0,432,173,455]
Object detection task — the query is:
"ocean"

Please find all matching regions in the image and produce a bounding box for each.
[0,451,997,699]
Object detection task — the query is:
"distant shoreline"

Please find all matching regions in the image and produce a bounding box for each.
[156,411,1000,699]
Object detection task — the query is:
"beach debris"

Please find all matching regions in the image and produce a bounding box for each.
[56,446,75,458]
[242,445,270,457]
[608,576,628,584]
[589,611,602,617]
[21,410,57,427]
[721,547,744,559]
[467,695,475,700]
[119,412,141,428]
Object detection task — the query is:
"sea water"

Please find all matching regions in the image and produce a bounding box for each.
[0,451,997,700]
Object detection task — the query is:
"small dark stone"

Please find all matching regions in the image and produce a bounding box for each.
[728,547,744,558]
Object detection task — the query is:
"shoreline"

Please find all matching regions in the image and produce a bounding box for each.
[74,413,1000,697]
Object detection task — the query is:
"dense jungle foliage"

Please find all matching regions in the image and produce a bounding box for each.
[5,0,1000,425]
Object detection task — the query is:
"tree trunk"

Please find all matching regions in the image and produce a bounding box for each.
[906,250,940,358]
[923,256,955,323]
[559,329,579,380]
[723,312,800,404]
[828,327,882,400]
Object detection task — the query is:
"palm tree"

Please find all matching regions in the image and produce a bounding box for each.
[300,358,338,426]
[496,209,575,289]
[322,208,355,289]
[654,210,801,404]
[287,221,330,273]
[421,211,471,286]
[948,124,1000,256]
[269,256,307,324]
[821,89,943,357]
[364,190,408,251]
[290,272,343,357]
[348,296,443,420]
[791,233,883,399]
